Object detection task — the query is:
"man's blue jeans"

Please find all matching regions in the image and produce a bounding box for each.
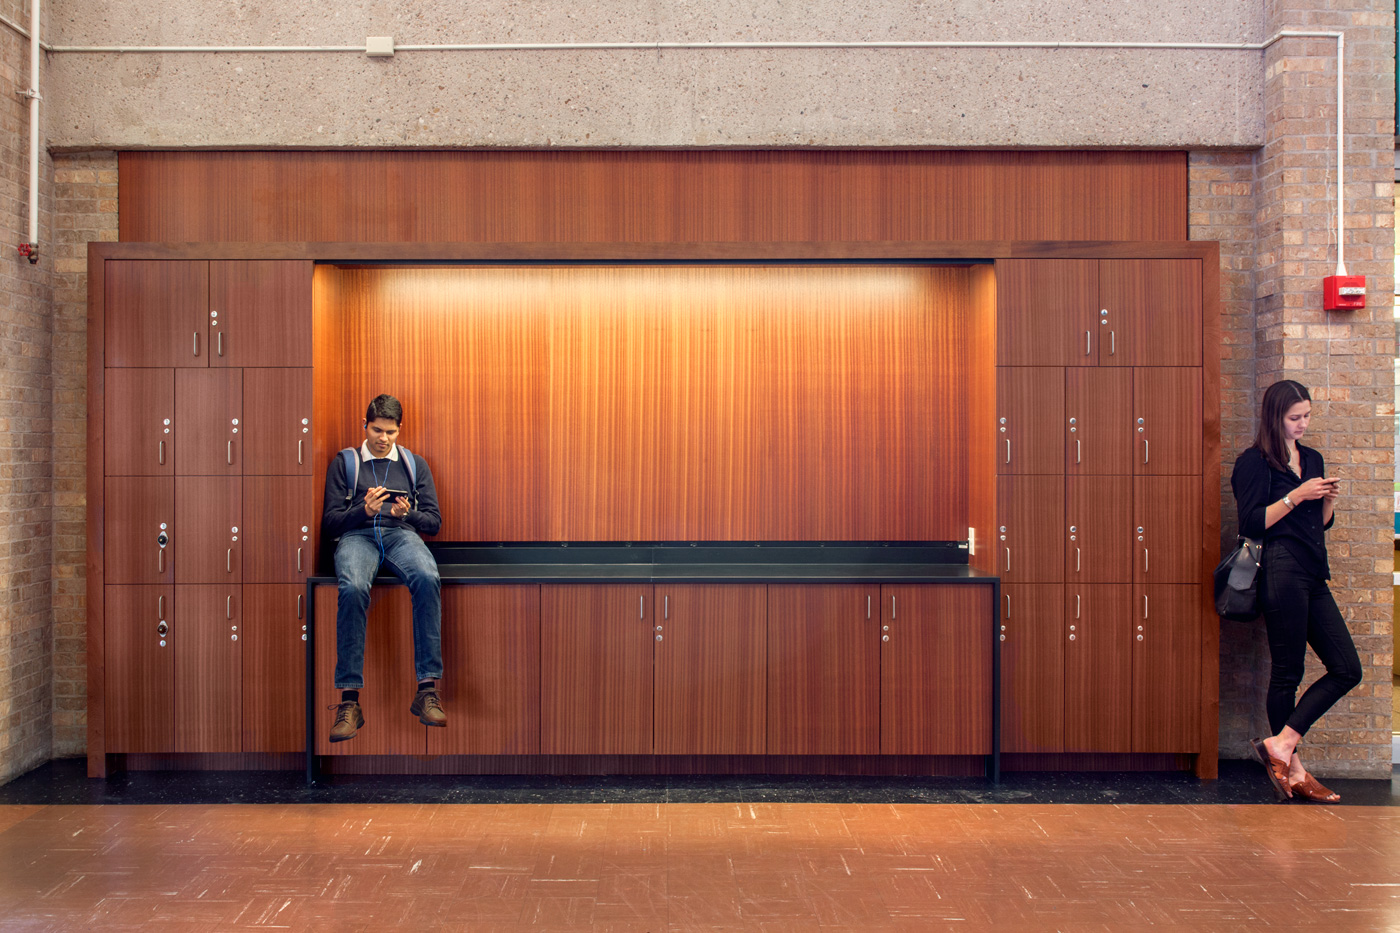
[333,526,442,689]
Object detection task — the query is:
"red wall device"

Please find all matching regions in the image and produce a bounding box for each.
[1322,275,1366,311]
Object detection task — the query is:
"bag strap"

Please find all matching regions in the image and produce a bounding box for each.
[339,448,359,501]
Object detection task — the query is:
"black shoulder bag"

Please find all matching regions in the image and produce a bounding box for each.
[1214,537,1263,621]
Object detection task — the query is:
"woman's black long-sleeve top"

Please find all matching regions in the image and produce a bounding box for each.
[1230,443,1334,580]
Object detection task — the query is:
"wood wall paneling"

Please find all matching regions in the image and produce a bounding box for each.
[766,585,879,755]
[429,586,542,756]
[104,369,175,476]
[539,585,654,755]
[104,585,174,753]
[965,264,999,575]
[174,476,242,584]
[999,584,1065,754]
[119,151,1188,244]
[208,261,315,367]
[653,585,767,756]
[241,584,307,753]
[105,260,209,368]
[880,585,992,755]
[174,369,243,475]
[104,477,174,585]
[243,369,315,475]
[242,476,314,584]
[173,584,242,754]
[314,586,428,755]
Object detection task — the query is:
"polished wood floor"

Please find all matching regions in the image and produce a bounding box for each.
[1,802,1398,931]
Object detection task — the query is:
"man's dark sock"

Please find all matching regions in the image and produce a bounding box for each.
[341,689,359,703]
[417,680,434,692]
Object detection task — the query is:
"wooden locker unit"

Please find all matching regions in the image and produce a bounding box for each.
[995,367,1065,475]
[104,369,175,476]
[1063,584,1133,753]
[104,477,175,586]
[1064,368,1133,475]
[1099,259,1202,367]
[653,584,767,756]
[174,476,242,585]
[173,585,242,753]
[242,368,314,475]
[999,584,1065,753]
[208,261,315,368]
[1134,476,1203,585]
[1065,475,1133,584]
[241,476,314,584]
[995,475,1064,584]
[104,585,174,753]
[539,585,654,755]
[995,259,1099,366]
[766,585,880,756]
[1133,367,1203,476]
[104,260,210,368]
[429,586,542,756]
[1131,584,1202,753]
[241,584,308,753]
[879,585,992,755]
[174,369,243,476]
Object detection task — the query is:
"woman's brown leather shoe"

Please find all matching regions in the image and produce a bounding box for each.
[1290,773,1341,803]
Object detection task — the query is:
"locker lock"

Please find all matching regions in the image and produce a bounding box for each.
[156,622,168,636]
[157,530,169,548]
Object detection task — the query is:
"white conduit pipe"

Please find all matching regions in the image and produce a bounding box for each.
[0,26,1350,272]
[18,0,40,263]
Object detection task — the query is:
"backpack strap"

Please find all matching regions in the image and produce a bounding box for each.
[397,446,418,509]
[339,448,359,501]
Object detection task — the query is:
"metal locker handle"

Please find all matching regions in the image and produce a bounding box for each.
[297,594,304,620]
[1076,594,1081,619]
[1075,547,1080,573]
[193,332,199,357]
[1005,438,1011,464]
[1085,330,1091,355]
[297,547,303,573]
[639,596,644,619]
[1076,439,1081,464]
[664,595,668,619]
[1005,593,1011,618]
[1005,547,1011,572]
[1144,439,1149,464]
[217,331,223,357]
[1144,548,1149,573]
[158,548,164,574]
[866,595,871,619]
[298,439,304,465]
[227,440,233,465]
[227,548,232,572]
[158,595,164,619]
[1110,331,1115,355]
[892,596,896,620]
[159,440,165,465]
[226,595,232,619]
[1144,594,1149,618]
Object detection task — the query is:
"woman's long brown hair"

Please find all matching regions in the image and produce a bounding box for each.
[1252,379,1311,472]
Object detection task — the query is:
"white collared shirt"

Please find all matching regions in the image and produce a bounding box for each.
[359,441,400,462]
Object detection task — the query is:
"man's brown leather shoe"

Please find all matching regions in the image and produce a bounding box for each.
[328,700,364,742]
[410,688,447,726]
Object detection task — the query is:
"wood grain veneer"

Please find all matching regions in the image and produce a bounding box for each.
[105,260,209,368]
[995,475,1064,584]
[173,585,242,753]
[174,476,241,584]
[87,251,107,775]
[1132,584,1202,754]
[1065,367,1132,475]
[999,584,1065,754]
[208,261,314,367]
[104,369,175,476]
[1134,476,1203,585]
[241,585,307,753]
[104,585,174,754]
[1064,584,1132,754]
[965,264,998,575]
[119,151,1188,244]
[104,477,175,585]
[995,258,1099,367]
[996,367,1065,475]
[1066,475,1133,584]
[1100,259,1202,367]
[241,476,314,584]
[243,369,314,475]
[1134,367,1203,476]
[174,369,242,475]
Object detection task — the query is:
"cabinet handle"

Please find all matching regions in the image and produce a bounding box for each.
[158,595,164,619]
[1075,547,1080,573]
[1142,594,1149,618]
[1076,594,1081,619]
[297,594,304,620]
[297,547,303,573]
[1005,438,1011,464]
[1076,439,1081,464]
[226,595,232,619]
[639,595,644,620]
[227,548,232,573]
[1144,439,1149,464]
[158,440,165,466]
[1110,330,1115,355]
[158,548,164,574]
[1004,547,1011,572]
[217,331,223,357]
[298,439,304,465]
[227,440,233,465]
[1085,330,1091,356]
[193,332,199,357]
[1005,593,1011,618]
[1143,547,1149,573]
[867,595,871,619]
[892,595,897,620]
[664,595,668,620]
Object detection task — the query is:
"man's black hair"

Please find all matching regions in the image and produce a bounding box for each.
[365,394,403,425]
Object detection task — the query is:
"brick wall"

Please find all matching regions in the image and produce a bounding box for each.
[50,152,116,756]
[0,1,53,785]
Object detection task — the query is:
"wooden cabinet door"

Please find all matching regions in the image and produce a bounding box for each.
[996,367,1064,474]
[880,585,992,755]
[767,584,879,755]
[314,586,427,755]
[1132,584,1202,753]
[999,584,1064,753]
[174,369,243,475]
[1134,476,1202,585]
[995,259,1099,366]
[654,584,767,755]
[175,476,241,584]
[105,260,209,368]
[242,476,314,584]
[430,586,541,755]
[209,261,314,368]
[1101,259,1202,367]
[1064,585,1132,753]
[996,475,1063,584]
[104,477,174,585]
[1065,368,1132,474]
[539,585,653,754]
[1133,367,1202,476]
[1066,475,1132,584]
[105,585,174,753]
[105,369,175,476]
[174,585,242,753]
[243,369,314,475]
[241,584,307,753]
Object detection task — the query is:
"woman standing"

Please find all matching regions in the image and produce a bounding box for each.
[1231,379,1361,802]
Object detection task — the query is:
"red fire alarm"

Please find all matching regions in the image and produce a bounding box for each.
[1323,275,1366,311]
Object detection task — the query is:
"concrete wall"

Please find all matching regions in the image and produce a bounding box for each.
[1,0,1395,779]
[46,1,1264,150]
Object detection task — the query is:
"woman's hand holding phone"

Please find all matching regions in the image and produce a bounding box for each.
[1293,477,1339,503]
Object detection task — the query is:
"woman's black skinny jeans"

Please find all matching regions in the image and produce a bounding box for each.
[1259,547,1363,737]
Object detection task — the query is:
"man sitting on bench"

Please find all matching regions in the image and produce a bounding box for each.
[322,394,444,743]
